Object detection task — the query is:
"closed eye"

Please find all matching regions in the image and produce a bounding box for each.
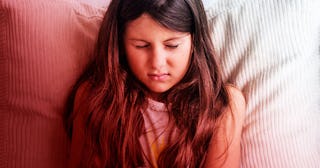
[135,44,149,48]
[166,44,179,49]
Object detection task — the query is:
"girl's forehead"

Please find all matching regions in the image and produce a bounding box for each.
[125,14,160,30]
[124,14,188,39]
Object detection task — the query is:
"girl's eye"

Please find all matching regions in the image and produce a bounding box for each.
[166,44,179,49]
[135,45,149,48]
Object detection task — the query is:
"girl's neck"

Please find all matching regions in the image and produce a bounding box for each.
[146,91,166,103]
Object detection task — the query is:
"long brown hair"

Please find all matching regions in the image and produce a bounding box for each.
[66,0,229,167]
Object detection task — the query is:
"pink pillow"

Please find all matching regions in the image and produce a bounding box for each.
[0,0,105,167]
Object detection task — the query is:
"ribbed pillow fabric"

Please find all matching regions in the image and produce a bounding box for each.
[1,0,319,167]
[0,0,105,167]
[204,0,320,167]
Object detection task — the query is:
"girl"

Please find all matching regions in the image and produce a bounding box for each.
[66,0,245,167]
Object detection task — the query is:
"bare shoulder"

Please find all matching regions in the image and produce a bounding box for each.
[205,85,246,167]
[73,81,92,113]
[216,85,246,141]
[225,85,246,125]
[68,81,92,168]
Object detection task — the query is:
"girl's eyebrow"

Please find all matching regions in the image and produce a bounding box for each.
[128,39,148,42]
[163,34,190,42]
[163,37,185,42]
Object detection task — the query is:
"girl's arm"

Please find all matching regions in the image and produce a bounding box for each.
[205,86,246,168]
[68,83,90,168]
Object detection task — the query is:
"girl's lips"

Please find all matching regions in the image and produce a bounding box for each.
[148,73,169,81]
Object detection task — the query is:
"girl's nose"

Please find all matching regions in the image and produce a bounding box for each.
[149,46,167,69]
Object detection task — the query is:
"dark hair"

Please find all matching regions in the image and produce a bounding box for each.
[66,0,229,167]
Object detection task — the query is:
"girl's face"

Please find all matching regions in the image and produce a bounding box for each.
[124,14,192,99]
